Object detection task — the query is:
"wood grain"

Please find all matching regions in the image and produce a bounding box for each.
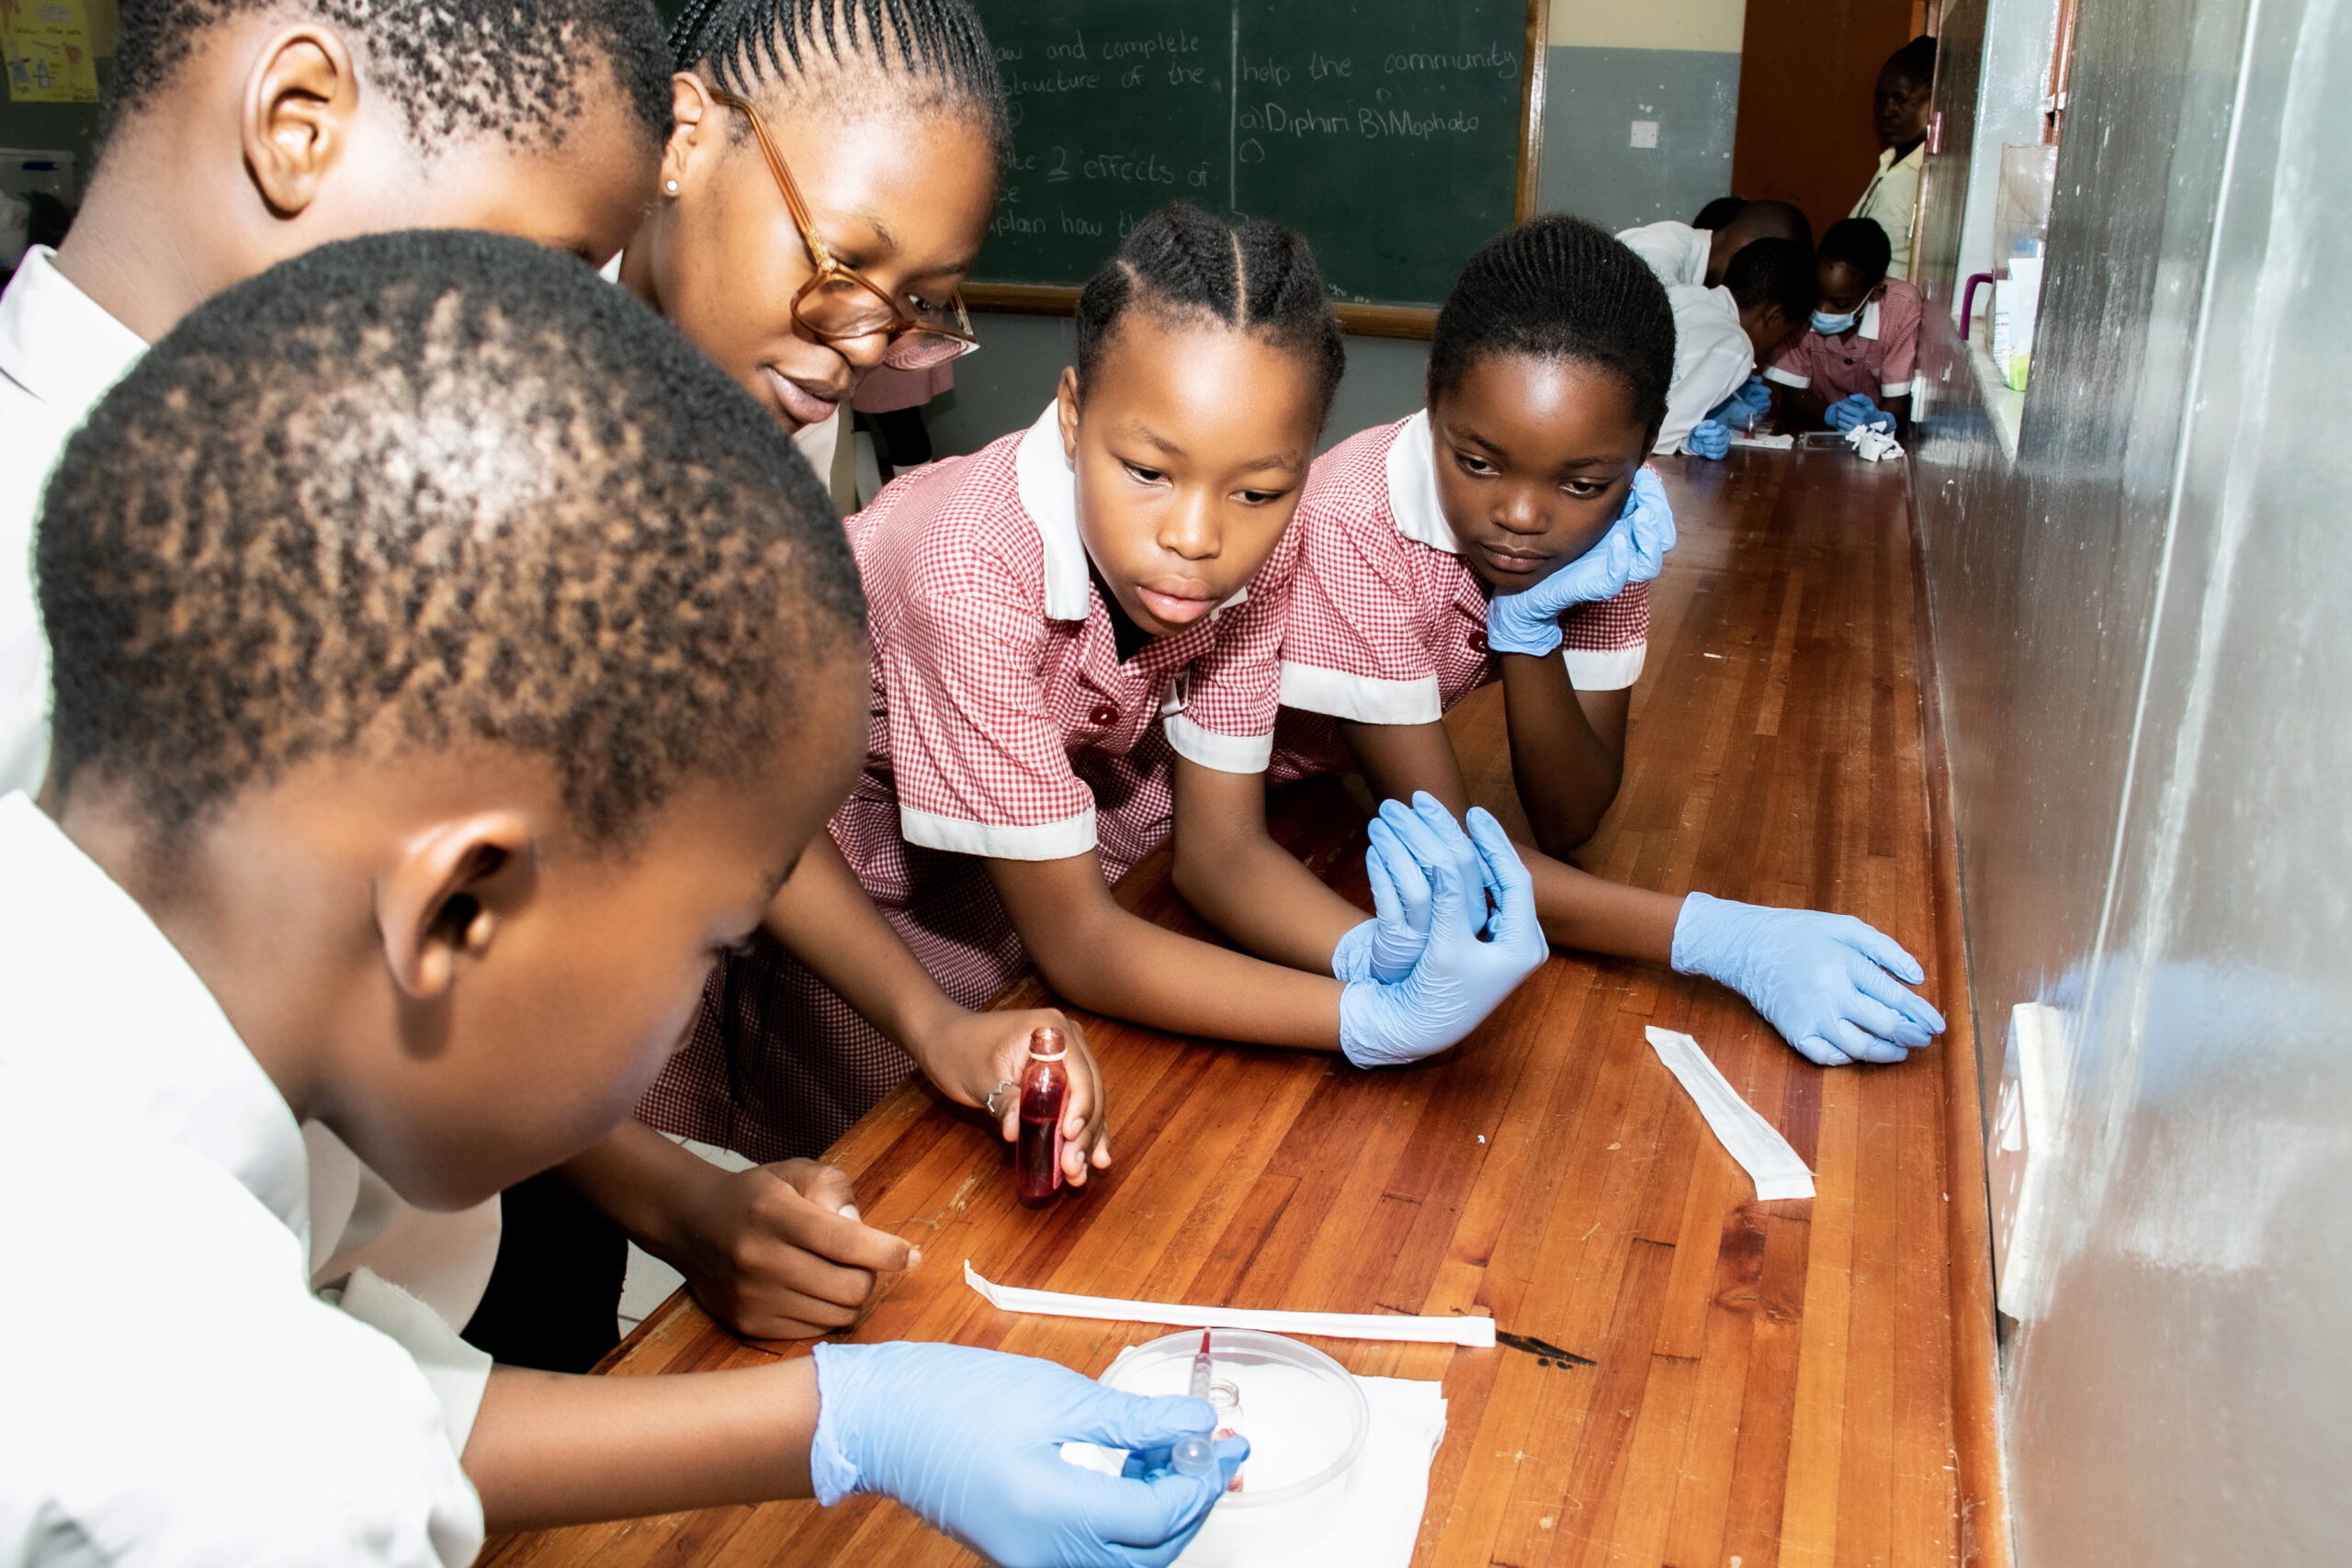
[480,447,1994,1568]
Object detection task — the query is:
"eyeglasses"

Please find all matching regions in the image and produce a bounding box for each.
[711,88,979,371]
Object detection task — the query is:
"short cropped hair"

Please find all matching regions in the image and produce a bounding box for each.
[1073,200,1347,425]
[1691,196,1747,231]
[1884,35,1938,87]
[40,230,863,852]
[1427,214,1676,436]
[1724,237,1817,324]
[1820,217,1894,287]
[104,0,673,152]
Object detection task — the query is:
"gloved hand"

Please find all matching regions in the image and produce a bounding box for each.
[1825,393,1895,434]
[1338,795,1547,1068]
[1669,890,1948,1066]
[1330,816,1436,984]
[1703,395,1754,433]
[810,1341,1250,1568]
[1484,468,1676,657]
[1736,374,1773,414]
[1687,418,1733,459]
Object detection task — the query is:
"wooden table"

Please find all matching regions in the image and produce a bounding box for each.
[481,446,2005,1568]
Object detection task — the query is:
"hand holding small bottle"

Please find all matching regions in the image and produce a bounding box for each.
[913,1005,1110,1186]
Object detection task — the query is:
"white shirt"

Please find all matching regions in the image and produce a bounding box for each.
[0,247,145,799]
[1851,142,1926,281]
[1657,285,1758,455]
[1615,220,1711,289]
[0,792,487,1565]
[0,252,505,1333]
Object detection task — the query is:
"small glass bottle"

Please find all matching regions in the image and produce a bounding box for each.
[1014,1025,1069,1205]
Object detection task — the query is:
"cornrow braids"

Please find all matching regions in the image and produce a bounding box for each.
[1072,200,1348,424]
[1426,214,1676,438]
[39,230,864,855]
[1724,236,1817,325]
[670,0,1009,165]
[103,0,673,152]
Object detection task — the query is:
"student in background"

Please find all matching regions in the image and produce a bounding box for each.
[1854,36,1936,281]
[540,0,1107,1371]
[6,231,1242,1568]
[1763,217,1921,437]
[0,0,667,805]
[1616,198,1812,290]
[1274,217,1947,1068]
[647,202,1548,1166]
[1657,236,1816,458]
[1690,195,1748,231]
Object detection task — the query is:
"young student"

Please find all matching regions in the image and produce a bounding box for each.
[1657,236,1816,458]
[1853,36,1937,282]
[1690,195,1748,231]
[0,0,671,804]
[1763,217,1922,438]
[1615,198,1812,291]
[1274,217,1947,1067]
[484,0,1114,1370]
[0,0,720,1378]
[644,201,1548,1163]
[6,230,1242,1568]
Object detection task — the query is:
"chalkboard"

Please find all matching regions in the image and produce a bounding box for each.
[965,0,1547,335]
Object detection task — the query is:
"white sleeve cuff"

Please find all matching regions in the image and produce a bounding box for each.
[1880,377,1920,399]
[1279,660,1443,725]
[327,1268,495,1457]
[899,802,1096,862]
[1164,712,1272,774]
[1762,366,1810,389]
[1565,643,1645,691]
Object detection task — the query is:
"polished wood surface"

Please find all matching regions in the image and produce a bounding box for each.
[481,446,1992,1568]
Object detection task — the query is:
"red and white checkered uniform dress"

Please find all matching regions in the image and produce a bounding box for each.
[1270,411,1650,782]
[640,405,1291,1161]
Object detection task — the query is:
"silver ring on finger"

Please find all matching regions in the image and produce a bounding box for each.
[985,1079,1017,1119]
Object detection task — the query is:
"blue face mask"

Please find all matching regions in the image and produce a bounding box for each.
[1812,306,1860,334]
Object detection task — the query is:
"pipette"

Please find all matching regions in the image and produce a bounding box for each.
[1170,1329,1216,1478]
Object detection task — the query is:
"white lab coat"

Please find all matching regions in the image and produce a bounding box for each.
[1615,220,1711,289]
[1656,284,1758,455]
[0,793,487,1565]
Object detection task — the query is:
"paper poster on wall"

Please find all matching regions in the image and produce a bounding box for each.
[3,0,100,103]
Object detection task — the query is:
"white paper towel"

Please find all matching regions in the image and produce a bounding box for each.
[1644,1027,1815,1201]
[965,1260,1496,1347]
[1065,1348,1447,1568]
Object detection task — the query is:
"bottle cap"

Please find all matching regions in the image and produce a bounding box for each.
[1028,1025,1068,1061]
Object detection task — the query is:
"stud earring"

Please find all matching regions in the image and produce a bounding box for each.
[665,179,679,195]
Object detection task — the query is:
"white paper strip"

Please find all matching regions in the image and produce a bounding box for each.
[964,1261,1497,1348]
[1728,433,1796,449]
[1645,1027,1816,1201]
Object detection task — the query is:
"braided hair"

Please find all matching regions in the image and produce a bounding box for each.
[668,0,1008,162]
[1426,214,1676,439]
[1073,201,1347,423]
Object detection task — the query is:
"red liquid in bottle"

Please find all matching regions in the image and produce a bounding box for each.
[1015,1025,1069,1205]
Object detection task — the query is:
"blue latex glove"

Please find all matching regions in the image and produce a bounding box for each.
[1687,418,1732,459]
[1736,374,1772,413]
[1330,817,1435,984]
[1825,393,1895,434]
[810,1341,1250,1568]
[1702,395,1754,433]
[1484,468,1676,658]
[1669,891,1948,1066]
[1338,794,1546,1068]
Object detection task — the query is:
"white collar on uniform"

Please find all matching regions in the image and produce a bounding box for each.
[1859,298,1883,341]
[0,791,311,1241]
[1015,400,1096,620]
[1384,408,1461,556]
[1013,400,1250,622]
[0,246,148,413]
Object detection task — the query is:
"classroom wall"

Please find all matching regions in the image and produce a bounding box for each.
[1535,0,1746,231]
[1730,0,1914,241]
[1911,0,2352,1557]
[925,310,1430,460]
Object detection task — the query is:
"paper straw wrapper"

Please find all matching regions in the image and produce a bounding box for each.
[1645,1026,1815,1201]
[964,1261,1498,1348]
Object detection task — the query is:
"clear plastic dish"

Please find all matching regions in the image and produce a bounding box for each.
[1094,1328,1370,1563]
